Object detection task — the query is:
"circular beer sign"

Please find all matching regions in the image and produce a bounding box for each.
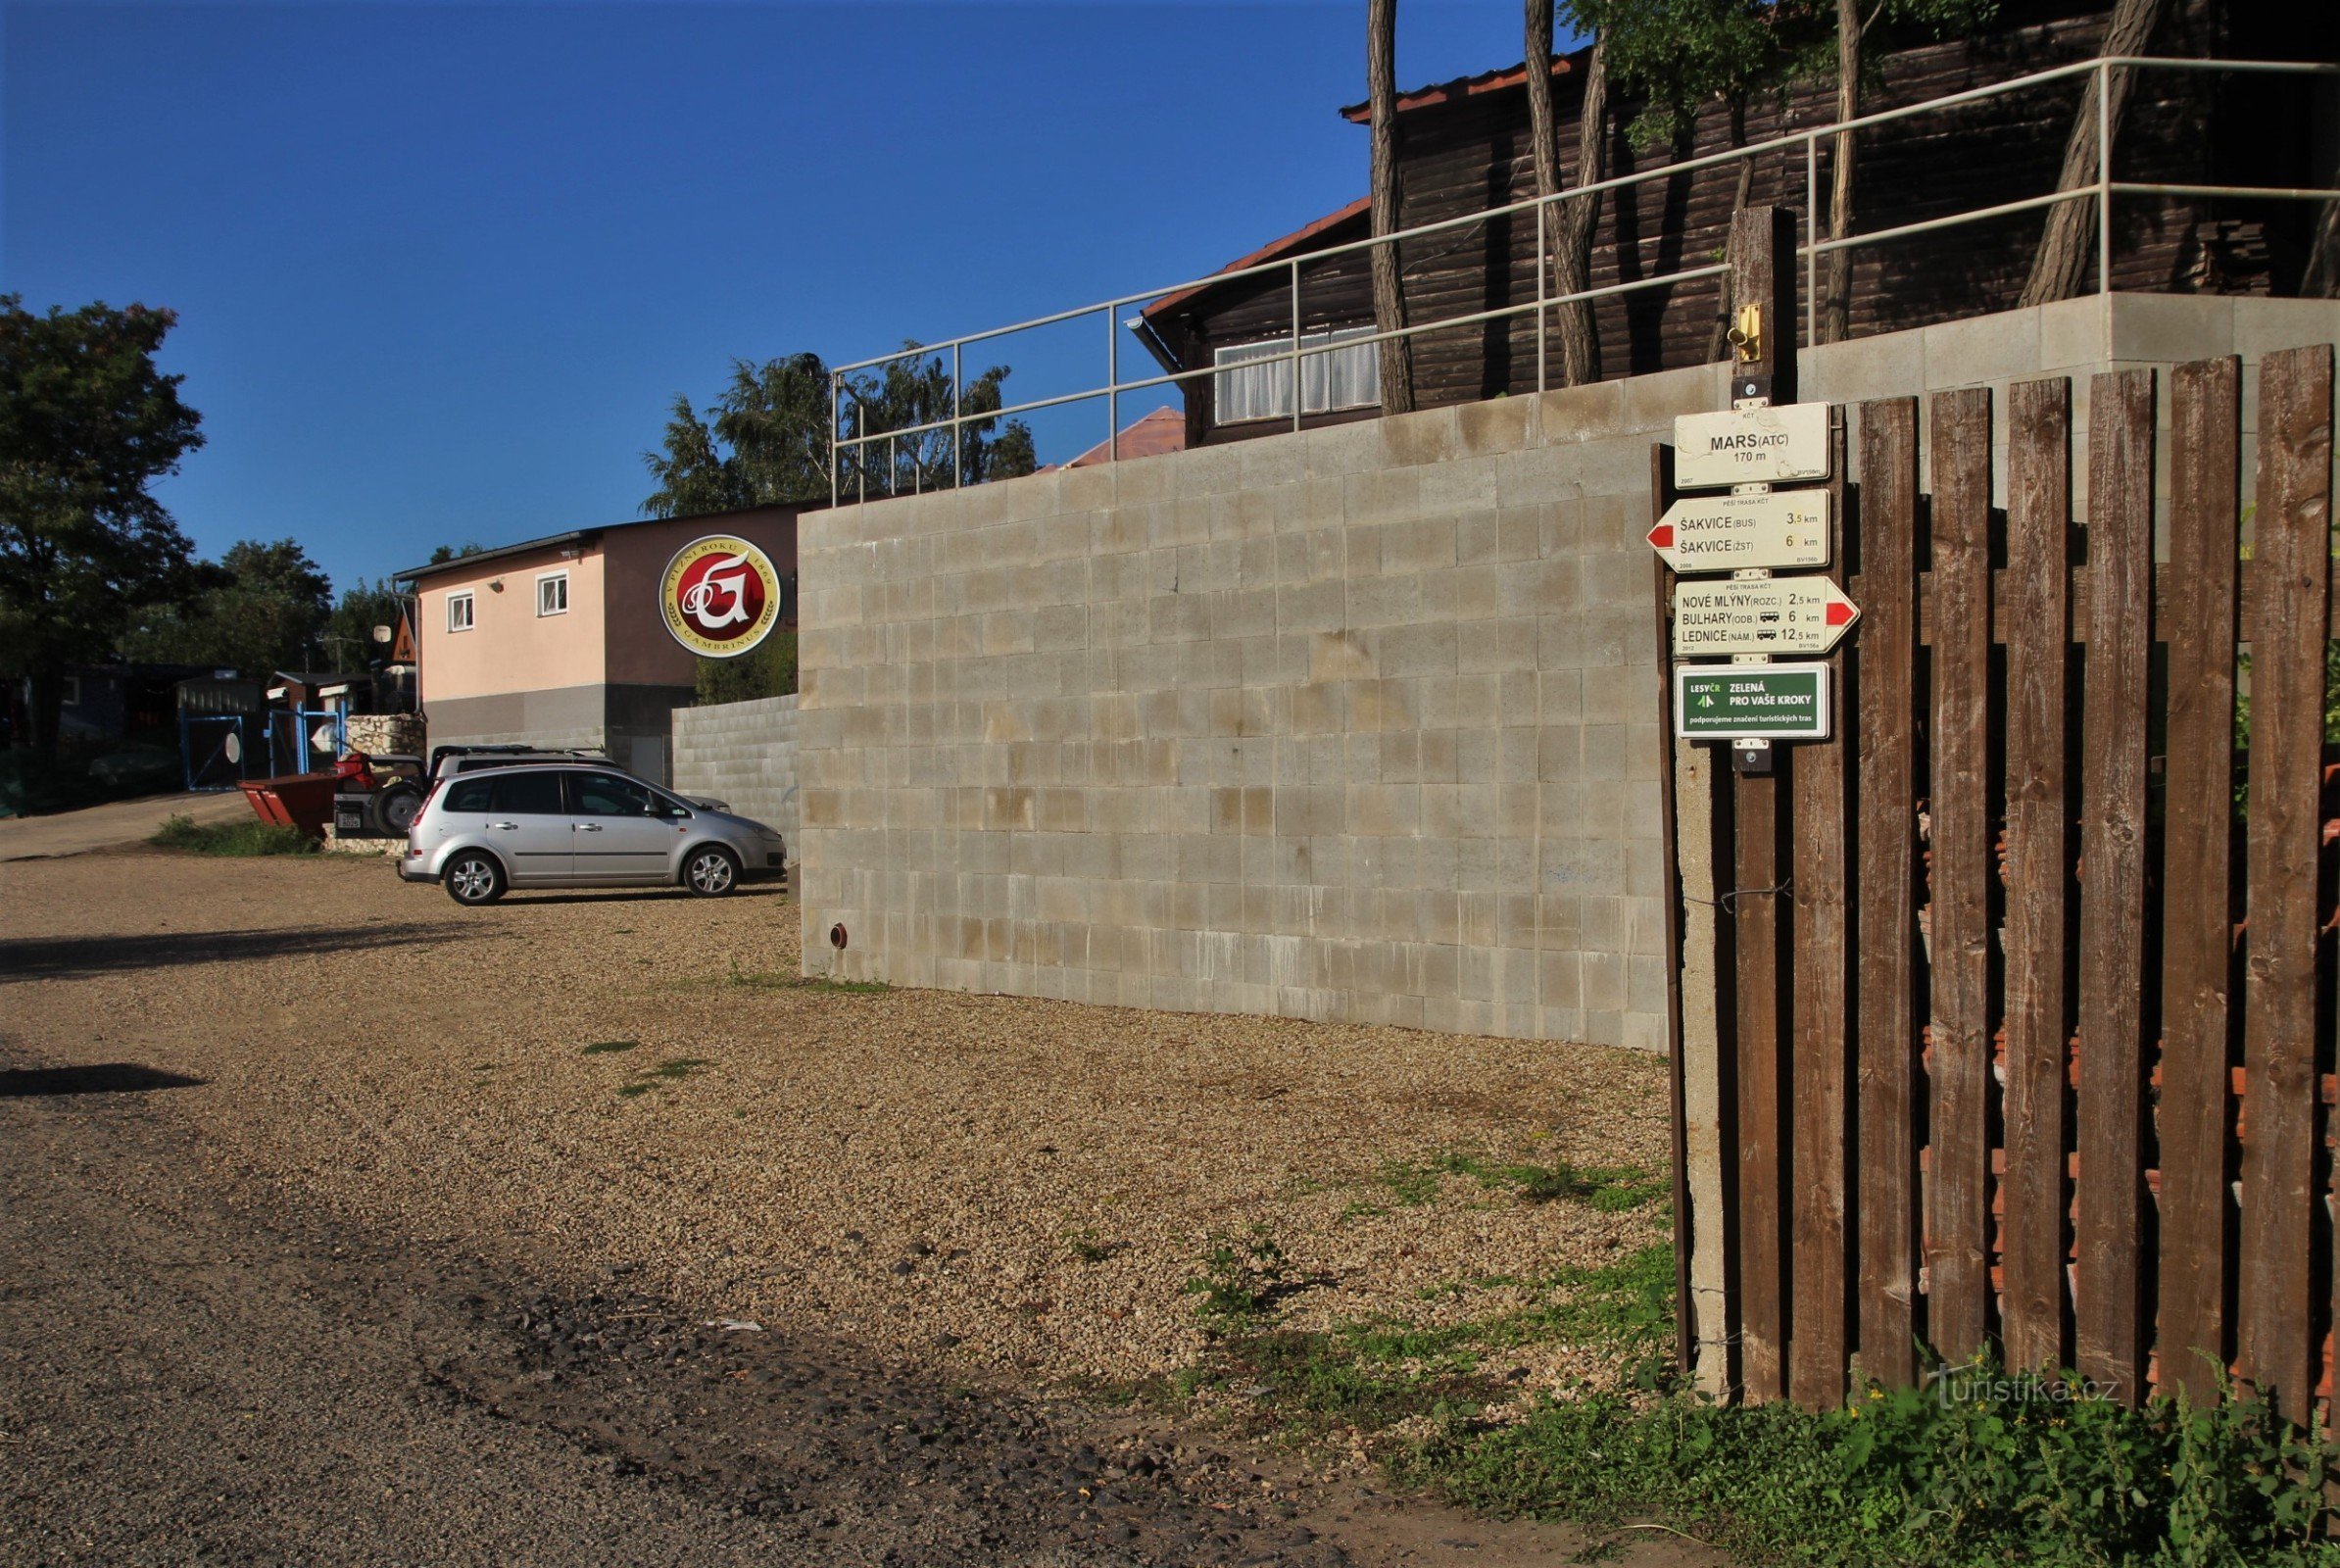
[659,535,783,658]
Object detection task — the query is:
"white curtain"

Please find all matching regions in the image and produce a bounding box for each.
[1213,327,1379,424]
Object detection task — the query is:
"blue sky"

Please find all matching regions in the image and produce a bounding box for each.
[4,0,1555,595]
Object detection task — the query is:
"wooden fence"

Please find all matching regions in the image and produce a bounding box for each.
[1660,344,2338,1415]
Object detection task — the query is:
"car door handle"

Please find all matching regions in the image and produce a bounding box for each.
[489,821,519,830]
[575,823,603,832]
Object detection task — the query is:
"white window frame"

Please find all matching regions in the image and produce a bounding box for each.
[446,591,475,633]
[60,675,82,706]
[1212,325,1380,426]
[535,570,568,617]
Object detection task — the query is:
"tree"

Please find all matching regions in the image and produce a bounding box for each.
[648,347,1035,514]
[2017,0,2169,308]
[694,632,797,706]
[1367,0,1416,415]
[0,295,204,747]
[1551,32,1610,383]
[322,577,408,675]
[120,538,332,676]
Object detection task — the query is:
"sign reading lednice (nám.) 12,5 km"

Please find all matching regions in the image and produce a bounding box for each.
[1671,402,1831,488]
[1672,574,1861,657]
[1646,489,1830,573]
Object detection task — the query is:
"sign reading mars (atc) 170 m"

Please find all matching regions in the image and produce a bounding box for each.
[1672,575,1861,656]
[1673,401,1831,488]
[1646,490,1830,573]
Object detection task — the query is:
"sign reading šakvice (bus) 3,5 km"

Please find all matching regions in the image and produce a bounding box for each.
[1672,575,1860,656]
[1675,662,1831,740]
[1672,401,1831,488]
[1646,489,1830,573]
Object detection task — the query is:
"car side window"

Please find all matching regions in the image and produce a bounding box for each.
[569,771,660,817]
[490,770,566,816]
[442,777,494,813]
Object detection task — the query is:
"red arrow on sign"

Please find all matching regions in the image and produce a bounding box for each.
[1647,521,1675,550]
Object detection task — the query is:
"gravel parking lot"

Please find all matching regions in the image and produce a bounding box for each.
[0,847,1672,1397]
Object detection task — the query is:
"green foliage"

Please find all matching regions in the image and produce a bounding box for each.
[1063,1226,1122,1264]
[1395,1366,2340,1568]
[643,346,1038,519]
[1184,1226,1292,1332]
[321,576,407,676]
[0,293,205,744]
[694,630,796,705]
[120,537,332,676]
[149,811,317,857]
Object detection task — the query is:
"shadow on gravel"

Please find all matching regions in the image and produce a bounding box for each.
[0,922,449,982]
[0,1062,208,1097]
[479,885,793,909]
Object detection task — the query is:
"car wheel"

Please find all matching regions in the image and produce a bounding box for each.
[370,781,424,837]
[682,845,739,897]
[444,852,506,906]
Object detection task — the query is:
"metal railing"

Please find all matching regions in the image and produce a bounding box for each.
[830,56,2338,507]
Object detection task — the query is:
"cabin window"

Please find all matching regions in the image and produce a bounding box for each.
[447,591,475,633]
[536,571,568,617]
[1212,326,1379,424]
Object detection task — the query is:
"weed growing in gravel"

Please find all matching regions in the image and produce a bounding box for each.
[1373,1150,1666,1213]
[645,1056,711,1080]
[1184,1227,1296,1333]
[1063,1226,1123,1264]
[581,1040,639,1055]
[615,1083,654,1099]
[149,813,317,857]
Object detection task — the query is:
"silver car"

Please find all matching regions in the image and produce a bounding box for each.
[397,763,787,906]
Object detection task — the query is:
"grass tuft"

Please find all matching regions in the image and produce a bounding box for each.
[150,813,317,857]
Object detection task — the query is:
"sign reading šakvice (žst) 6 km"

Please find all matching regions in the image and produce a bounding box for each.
[1646,489,1830,573]
[1675,663,1831,740]
[1672,401,1831,488]
[660,535,783,659]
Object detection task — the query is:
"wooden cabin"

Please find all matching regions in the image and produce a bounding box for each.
[1133,0,2331,449]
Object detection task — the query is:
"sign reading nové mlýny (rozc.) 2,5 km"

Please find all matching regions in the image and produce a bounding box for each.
[1646,489,1830,573]
[1672,401,1831,488]
[1672,575,1860,657]
[1675,662,1831,740]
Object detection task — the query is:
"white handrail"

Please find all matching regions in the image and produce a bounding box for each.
[829,55,2338,504]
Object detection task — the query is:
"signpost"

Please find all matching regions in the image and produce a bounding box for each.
[1672,576,1860,657]
[1646,490,1830,573]
[1673,402,1831,488]
[1675,663,1831,740]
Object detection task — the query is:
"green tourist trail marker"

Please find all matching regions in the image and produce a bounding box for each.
[1674,662,1832,741]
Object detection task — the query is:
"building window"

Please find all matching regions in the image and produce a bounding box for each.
[1212,326,1380,425]
[536,571,568,617]
[60,676,82,706]
[447,591,475,633]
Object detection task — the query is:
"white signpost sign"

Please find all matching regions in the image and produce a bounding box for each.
[1645,489,1830,573]
[1673,401,1831,488]
[1672,575,1861,657]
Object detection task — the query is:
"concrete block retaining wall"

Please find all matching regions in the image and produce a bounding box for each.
[671,695,800,848]
[796,293,2335,1053]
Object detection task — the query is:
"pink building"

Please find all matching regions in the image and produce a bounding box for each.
[396,505,802,784]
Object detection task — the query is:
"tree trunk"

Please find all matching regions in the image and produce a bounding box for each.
[2017,0,2167,308]
[1820,0,1860,345]
[1554,38,1609,386]
[1524,0,1560,380]
[1368,0,1415,416]
[2305,186,2340,299]
[25,662,63,752]
[1708,97,1755,364]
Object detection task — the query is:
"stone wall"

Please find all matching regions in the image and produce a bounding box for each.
[671,695,799,848]
[797,293,2335,1054]
[344,713,423,758]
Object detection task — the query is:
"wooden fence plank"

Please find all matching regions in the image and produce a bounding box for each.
[1856,396,1923,1389]
[1736,762,1788,1403]
[1926,386,1995,1366]
[1896,560,2340,647]
[1790,411,1855,1410]
[2237,344,2335,1425]
[2002,374,2075,1375]
[2156,356,2241,1405]
[2073,368,2156,1404]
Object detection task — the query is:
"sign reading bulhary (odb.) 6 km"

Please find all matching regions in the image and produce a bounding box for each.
[1675,662,1831,740]
[1672,401,1831,488]
[660,535,784,659]
[1672,575,1860,656]
[1646,489,1830,573]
